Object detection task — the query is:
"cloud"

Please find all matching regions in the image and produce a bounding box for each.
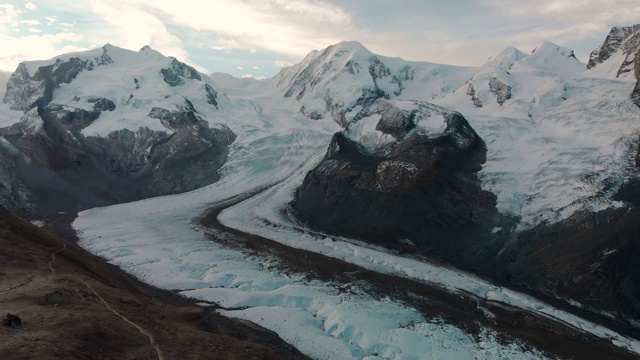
[0,4,18,24]
[24,2,36,10]
[479,1,640,43]
[236,66,244,70]
[46,16,57,25]
[21,19,40,25]
[242,74,266,80]
[0,32,87,71]
[88,0,189,62]
[252,66,260,70]
[27,28,42,33]
[89,0,353,58]
[275,60,293,68]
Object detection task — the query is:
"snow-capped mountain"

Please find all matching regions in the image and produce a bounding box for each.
[273,40,475,125]
[0,44,235,217]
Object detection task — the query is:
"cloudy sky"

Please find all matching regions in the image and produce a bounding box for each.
[0,0,638,78]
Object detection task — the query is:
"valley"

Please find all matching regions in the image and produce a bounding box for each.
[2,23,640,359]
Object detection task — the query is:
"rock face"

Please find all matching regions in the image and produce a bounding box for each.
[632,79,640,108]
[633,48,640,108]
[293,99,509,261]
[588,25,640,77]
[488,77,512,105]
[2,313,21,328]
[0,44,235,217]
[502,206,640,318]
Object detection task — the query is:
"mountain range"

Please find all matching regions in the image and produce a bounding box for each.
[2,24,640,359]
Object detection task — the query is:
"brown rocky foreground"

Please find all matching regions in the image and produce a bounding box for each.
[0,206,307,360]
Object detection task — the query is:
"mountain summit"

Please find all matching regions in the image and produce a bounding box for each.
[273,40,475,125]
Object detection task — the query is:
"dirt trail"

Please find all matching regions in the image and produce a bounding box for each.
[47,241,66,275]
[46,236,164,360]
[76,277,165,360]
[0,275,34,293]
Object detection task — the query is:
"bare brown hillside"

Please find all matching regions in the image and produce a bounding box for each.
[0,206,307,360]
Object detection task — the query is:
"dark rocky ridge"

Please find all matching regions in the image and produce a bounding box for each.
[0,103,234,218]
[632,48,640,108]
[499,206,640,320]
[488,76,512,105]
[160,58,201,86]
[633,79,640,108]
[588,24,640,76]
[293,100,512,266]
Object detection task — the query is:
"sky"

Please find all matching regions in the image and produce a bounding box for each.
[0,0,639,79]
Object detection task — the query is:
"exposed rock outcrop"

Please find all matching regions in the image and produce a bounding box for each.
[503,206,640,319]
[635,49,640,79]
[467,83,483,107]
[632,79,640,108]
[160,58,201,86]
[588,24,640,77]
[293,99,510,262]
[3,313,22,328]
[0,101,234,217]
[488,76,512,105]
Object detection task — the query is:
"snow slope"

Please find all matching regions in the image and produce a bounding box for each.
[436,42,640,228]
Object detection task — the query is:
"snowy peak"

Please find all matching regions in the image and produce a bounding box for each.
[440,42,586,114]
[531,41,577,58]
[274,41,474,126]
[3,43,221,130]
[323,40,373,58]
[483,46,527,71]
[587,24,640,78]
[520,42,583,72]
